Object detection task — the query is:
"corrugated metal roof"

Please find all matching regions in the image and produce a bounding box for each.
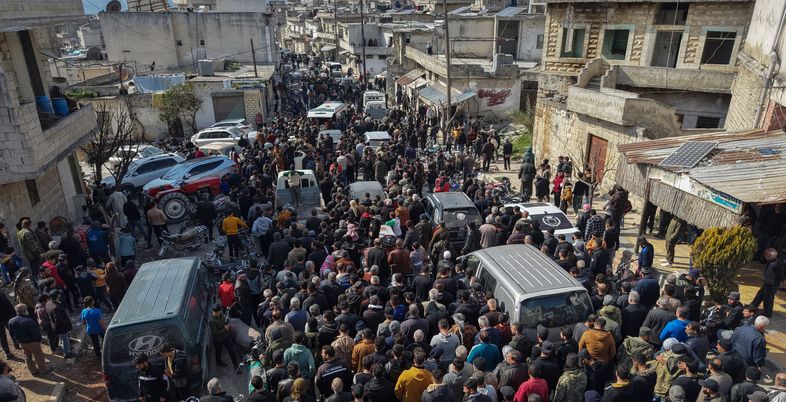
[395,69,424,85]
[495,6,527,17]
[617,129,786,204]
[449,6,472,14]
[418,85,477,106]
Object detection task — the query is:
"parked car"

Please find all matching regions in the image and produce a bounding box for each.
[504,202,579,241]
[460,244,592,340]
[190,127,244,147]
[103,257,213,402]
[349,181,385,201]
[198,141,243,159]
[143,156,239,222]
[101,153,185,192]
[210,118,250,132]
[423,192,482,254]
[108,144,163,167]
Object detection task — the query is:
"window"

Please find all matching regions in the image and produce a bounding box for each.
[188,160,222,177]
[701,31,736,65]
[378,55,387,60]
[560,28,585,58]
[519,291,592,329]
[199,39,205,46]
[695,116,721,128]
[477,267,498,296]
[602,29,630,60]
[135,162,158,175]
[26,179,40,205]
[176,40,183,46]
[536,34,544,49]
[656,2,689,25]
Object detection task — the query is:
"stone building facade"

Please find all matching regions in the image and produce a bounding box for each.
[532,0,754,192]
[0,0,97,231]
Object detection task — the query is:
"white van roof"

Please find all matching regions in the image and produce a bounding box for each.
[307,102,347,118]
[468,244,584,297]
[364,131,391,140]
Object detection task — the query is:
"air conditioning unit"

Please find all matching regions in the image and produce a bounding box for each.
[198,59,214,76]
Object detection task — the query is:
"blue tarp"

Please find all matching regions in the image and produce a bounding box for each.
[133,74,186,93]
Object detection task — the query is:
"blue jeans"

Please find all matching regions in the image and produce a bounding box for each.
[59,332,71,355]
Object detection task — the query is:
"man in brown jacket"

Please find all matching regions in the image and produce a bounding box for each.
[578,317,616,364]
[351,328,376,372]
[387,239,411,276]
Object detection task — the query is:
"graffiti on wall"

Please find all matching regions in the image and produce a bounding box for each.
[478,88,512,107]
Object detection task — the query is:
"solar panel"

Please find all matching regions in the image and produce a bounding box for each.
[659,141,718,169]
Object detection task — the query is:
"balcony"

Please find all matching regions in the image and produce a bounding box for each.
[32,104,97,171]
[612,65,735,94]
[340,40,393,56]
[567,86,685,138]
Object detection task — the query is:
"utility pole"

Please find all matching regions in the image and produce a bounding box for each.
[442,0,453,132]
[334,0,340,62]
[359,0,368,84]
[250,38,259,78]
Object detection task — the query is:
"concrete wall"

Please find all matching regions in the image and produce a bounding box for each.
[102,12,277,70]
[0,0,85,26]
[635,90,730,129]
[516,17,544,62]
[451,17,495,58]
[215,0,270,12]
[0,164,70,233]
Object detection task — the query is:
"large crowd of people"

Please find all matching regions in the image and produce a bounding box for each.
[0,53,784,402]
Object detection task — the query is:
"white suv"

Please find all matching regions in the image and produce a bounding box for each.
[190,127,244,147]
[102,153,185,191]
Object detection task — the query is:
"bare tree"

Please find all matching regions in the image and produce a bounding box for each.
[81,100,141,185]
[107,98,145,190]
[564,147,620,204]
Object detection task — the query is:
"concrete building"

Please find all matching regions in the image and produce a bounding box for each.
[725,0,786,131]
[339,22,397,76]
[0,0,98,228]
[128,0,171,12]
[78,18,105,50]
[390,7,543,123]
[54,22,82,51]
[190,65,276,129]
[531,0,753,192]
[101,11,278,71]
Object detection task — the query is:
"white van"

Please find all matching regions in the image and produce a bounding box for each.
[363,91,385,109]
[364,131,392,149]
[504,202,580,241]
[461,244,593,340]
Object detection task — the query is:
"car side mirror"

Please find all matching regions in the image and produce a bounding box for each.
[131,171,139,177]
[184,173,192,180]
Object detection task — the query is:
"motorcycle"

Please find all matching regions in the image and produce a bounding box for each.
[158,225,208,257]
[235,335,268,395]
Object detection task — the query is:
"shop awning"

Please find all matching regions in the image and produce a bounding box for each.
[406,77,428,89]
[418,85,477,107]
[395,69,425,86]
[320,45,336,52]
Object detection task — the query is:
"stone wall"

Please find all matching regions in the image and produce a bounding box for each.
[0,0,84,26]
[0,163,69,233]
[533,100,644,193]
[725,61,764,130]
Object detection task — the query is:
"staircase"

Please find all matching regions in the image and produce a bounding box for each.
[587,76,602,91]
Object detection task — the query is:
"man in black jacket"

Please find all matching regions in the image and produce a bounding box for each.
[518,154,536,201]
[247,375,276,402]
[364,363,395,402]
[195,194,217,242]
[45,290,73,358]
[316,345,352,398]
[8,304,47,375]
[366,239,389,280]
[621,291,649,338]
[135,354,168,402]
[750,248,783,317]
[160,343,189,400]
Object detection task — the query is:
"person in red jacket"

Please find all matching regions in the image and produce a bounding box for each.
[41,254,65,290]
[217,273,235,309]
[514,362,549,402]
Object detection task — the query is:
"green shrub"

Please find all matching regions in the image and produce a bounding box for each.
[691,225,756,303]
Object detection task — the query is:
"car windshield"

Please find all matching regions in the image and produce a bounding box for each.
[141,146,162,156]
[519,291,591,329]
[107,326,185,366]
[160,163,190,180]
[443,208,482,228]
[529,212,575,231]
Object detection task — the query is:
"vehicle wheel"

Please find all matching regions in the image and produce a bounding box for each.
[159,192,192,223]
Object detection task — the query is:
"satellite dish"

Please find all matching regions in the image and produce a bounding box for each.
[106,0,122,12]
